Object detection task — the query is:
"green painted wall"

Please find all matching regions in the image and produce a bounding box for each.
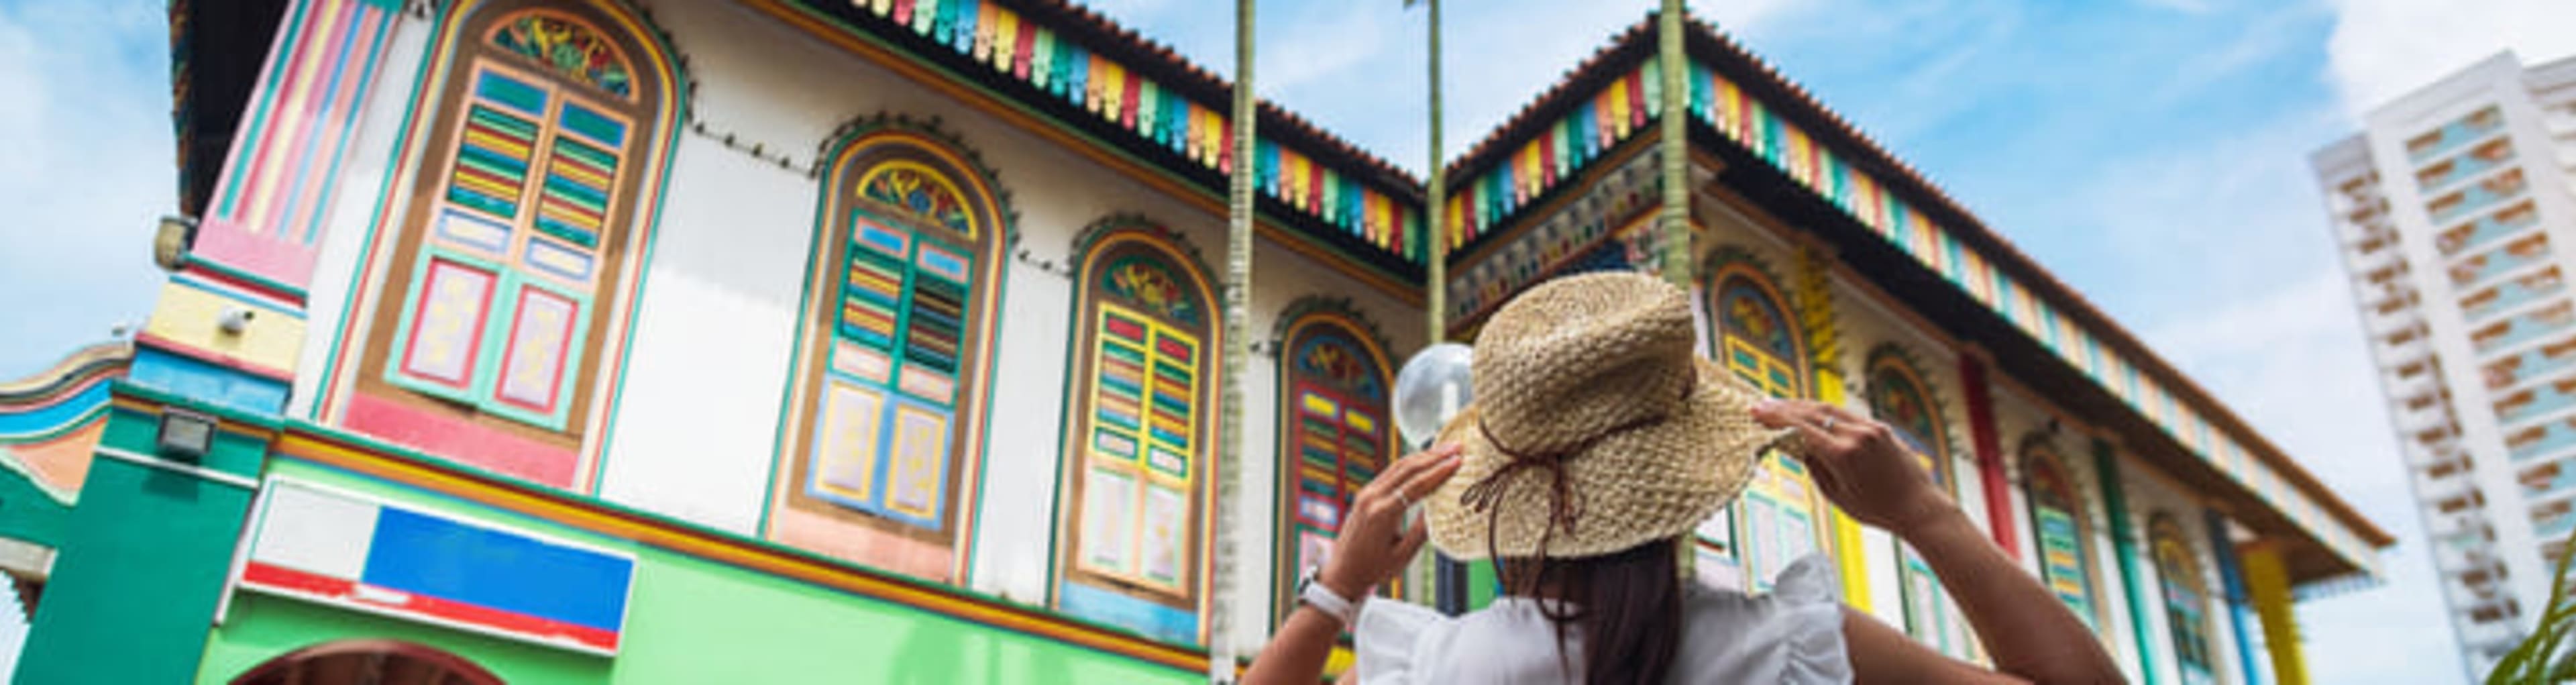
[195,459,1199,684]
[0,454,71,547]
[16,408,265,685]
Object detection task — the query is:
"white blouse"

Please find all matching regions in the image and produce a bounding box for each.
[1352,554,1851,684]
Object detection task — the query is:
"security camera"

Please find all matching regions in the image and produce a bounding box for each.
[218,306,256,335]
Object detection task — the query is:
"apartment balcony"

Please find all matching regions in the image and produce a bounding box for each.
[2414,138,2518,193]
[2408,105,2507,163]
[2437,199,2542,259]
[2385,372,2440,405]
[2424,478,2484,509]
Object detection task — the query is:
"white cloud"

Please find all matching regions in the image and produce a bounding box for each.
[2322,0,2576,115]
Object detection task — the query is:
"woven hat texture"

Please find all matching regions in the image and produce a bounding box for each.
[1426,272,1793,560]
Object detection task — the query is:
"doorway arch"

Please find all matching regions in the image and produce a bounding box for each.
[229,639,502,685]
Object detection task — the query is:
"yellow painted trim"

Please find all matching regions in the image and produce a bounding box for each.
[142,280,307,376]
[2241,541,2308,685]
[268,428,1212,672]
[737,0,1424,305]
[1811,370,1874,612]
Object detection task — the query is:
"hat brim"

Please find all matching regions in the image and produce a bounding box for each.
[1424,356,1796,561]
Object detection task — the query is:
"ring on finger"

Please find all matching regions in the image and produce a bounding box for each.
[1821,416,1837,432]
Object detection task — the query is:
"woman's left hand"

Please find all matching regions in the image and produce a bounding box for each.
[1318,442,1465,600]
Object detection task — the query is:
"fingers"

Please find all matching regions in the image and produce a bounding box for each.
[1366,443,1462,501]
[1398,451,1466,503]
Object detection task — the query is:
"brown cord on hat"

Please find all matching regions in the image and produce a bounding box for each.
[1462,378,1693,592]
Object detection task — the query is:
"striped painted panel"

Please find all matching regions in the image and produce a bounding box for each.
[901,243,969,380]
[837,221,909,351]
[535,113,622,249]
[449,103,540,219]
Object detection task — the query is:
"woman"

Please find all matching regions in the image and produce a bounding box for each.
[1243,272,2127,684]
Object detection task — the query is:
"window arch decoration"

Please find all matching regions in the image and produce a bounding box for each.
[2150,513,2220,684]
[1267,297,1395,625]
[1866,344,1969,655]
[1054,216,1220,645]
[343,0,684,490]
[765,116,1014,583]
[2019,433,2105,628]
[1702,250,1833,592]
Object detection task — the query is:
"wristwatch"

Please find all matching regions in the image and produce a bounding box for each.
[1295,566,1363,626]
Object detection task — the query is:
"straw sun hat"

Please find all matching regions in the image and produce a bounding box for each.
[1428,271,1794,561]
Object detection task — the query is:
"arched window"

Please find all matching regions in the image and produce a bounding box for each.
[765,126,1008,582]
[1706,264,1829,590]
[2021,437,2103,627]
[2151,513,2220,684]
[1868,347,1966,655]
[349,1,678,489]
[1054,220,1218,645]
[1269,303,1393,623]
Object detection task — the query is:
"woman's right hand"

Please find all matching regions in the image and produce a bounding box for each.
[1318,442,1465,600]
[1750,399,1960,539]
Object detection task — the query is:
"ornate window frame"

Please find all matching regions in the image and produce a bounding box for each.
[1703,256,1833,590]
[338,0,681,490]
[1051,217,1219,646]
[1267,299,1394,625]
[2149,512,2220,682]
[2020,434,2106,629]
[1866,344,1970,655]
[765,121,1012,583]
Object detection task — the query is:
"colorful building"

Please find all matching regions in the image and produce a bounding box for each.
[0,1,2388,683]
[2311,50,2576,680]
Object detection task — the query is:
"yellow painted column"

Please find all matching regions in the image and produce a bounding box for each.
[1795,246,1873,611]
[2241,541,2309,685]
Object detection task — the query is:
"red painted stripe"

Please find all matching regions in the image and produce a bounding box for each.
[244,562,618,651]
[344,392,580,488]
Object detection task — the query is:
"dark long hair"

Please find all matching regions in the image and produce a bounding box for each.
[1497,537,1686,684]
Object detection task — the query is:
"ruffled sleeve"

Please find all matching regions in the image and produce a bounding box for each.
[1351,598,1455,685]
[1765,554,1856,684]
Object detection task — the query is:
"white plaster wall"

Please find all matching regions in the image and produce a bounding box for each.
[292,11,437,422]
[589,130,816,535]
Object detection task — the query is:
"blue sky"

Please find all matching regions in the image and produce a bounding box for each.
[3,0,2574,681]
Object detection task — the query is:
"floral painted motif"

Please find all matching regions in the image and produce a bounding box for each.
[1720,282,1796,360]
[860,164,975,238]
[491,13,633,99]
[1295,334,1384,402]
[1104,256,1199,325]
[1872,370,1941,458]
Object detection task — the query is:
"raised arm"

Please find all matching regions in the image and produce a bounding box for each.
[1240,443,1463,685]
[1754,400,2128,685]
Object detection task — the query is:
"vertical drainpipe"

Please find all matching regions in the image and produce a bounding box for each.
[2203,509,2266,685]
[1959,354,2019,560]
[2094,437,2166,685]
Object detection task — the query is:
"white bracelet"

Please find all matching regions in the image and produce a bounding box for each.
[1296,567,1362,626]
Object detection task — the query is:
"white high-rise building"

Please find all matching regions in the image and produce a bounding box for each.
[2314,51,2576,680]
